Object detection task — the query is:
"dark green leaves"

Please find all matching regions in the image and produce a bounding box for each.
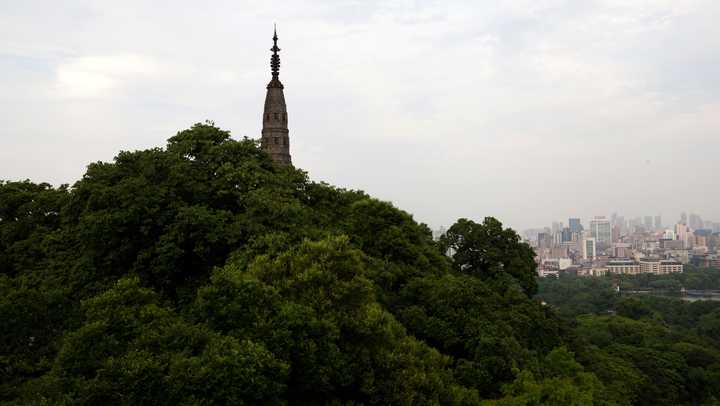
[440,217,538,295]
[5,122,718,404]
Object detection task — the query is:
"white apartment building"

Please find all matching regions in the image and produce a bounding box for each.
[583,238,596,260]
[606,259,641,275]
[590,217,612,246]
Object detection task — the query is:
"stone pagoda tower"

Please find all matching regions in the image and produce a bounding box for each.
[260,27,292,165]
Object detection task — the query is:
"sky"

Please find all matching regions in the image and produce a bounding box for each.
[1,0,719,231]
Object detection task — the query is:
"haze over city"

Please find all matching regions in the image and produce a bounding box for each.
[2,0,719,231]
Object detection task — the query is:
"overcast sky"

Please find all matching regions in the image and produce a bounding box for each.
[1,0,719,231]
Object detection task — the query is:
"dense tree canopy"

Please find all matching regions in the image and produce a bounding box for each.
[439,217,538,295]
[538,273,720,405]
[1,122,718,404]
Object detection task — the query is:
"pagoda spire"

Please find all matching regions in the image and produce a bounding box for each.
[269,24,283,88]
[260,25,291,165]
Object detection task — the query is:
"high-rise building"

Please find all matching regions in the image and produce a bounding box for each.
[712,222,720,234]
[561,227,572,242]
[675,223,692,248]
[680,212,688,225]
[432,226,447,241]
[612,243,632,258]
[696,235,708,248]
[583,238,596,260]
[569,218,583,234]
[590,216,612,246]
[615,216,626,235]
[537,233,553,250]
[644,216,653,230]
[663,229,676,240]
[260,27,292,165]
[654,215,662,230]
[552,221,563,234]
[689,213,704,230]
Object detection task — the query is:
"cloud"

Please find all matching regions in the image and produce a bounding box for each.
[54,54,159,98]
[1,0,719,230]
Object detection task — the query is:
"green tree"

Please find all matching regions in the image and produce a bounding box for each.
[440,217,538,295]
[395,273,564,396]
[23,277,288,405]
[484,347,610,406]
[5,122,720,405]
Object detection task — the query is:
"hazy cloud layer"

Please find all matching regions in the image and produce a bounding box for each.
[1,0,719,230]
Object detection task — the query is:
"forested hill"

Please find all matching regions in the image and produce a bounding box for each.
[1,123,717,405]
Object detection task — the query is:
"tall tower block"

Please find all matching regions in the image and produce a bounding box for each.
[260,27,292,165]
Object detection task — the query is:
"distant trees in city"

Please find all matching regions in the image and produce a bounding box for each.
[538,273,720,405]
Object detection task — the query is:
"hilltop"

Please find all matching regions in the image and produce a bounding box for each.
[2,123,719,405]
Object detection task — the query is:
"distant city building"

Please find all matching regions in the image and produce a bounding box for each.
[612,243,632,258]
[692,254,720,269]
[432,226,446,241]
[675,223,692,248]
[639,259,661,274]
[600,259,683,276]
[523,229,545,244]
[538,268,559,278]
[614,215,626,234]
[660,239,684,250]
[539,258,573,277]
[642,240,660,252]
[589,216,612,247]
[663,229,676,240]
[533,211,715,278]
[537,232,553,250]
[552,221,563,234]
[639,259,683,274]
[690,213,704,230]
[644,216,653,230]
[583,238,596,260]
[611,225,621,243]
[694,229,713,238]
[577,266,607,277]
[569,218,583,234]
[550,246,569,259]
[667,249,690,264]
[561,227,572,242]
[711,222,720,234]
[607,259,641,275]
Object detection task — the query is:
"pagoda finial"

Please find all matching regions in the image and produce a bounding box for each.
[270,25,281,81]
[261,24,291,165]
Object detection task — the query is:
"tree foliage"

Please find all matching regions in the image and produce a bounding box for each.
[440,217,538,295]
[539,274,720,405]
[1,122,718,404]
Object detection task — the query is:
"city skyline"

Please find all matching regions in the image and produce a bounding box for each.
[531,210,718,278]
[523,211,719,234]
